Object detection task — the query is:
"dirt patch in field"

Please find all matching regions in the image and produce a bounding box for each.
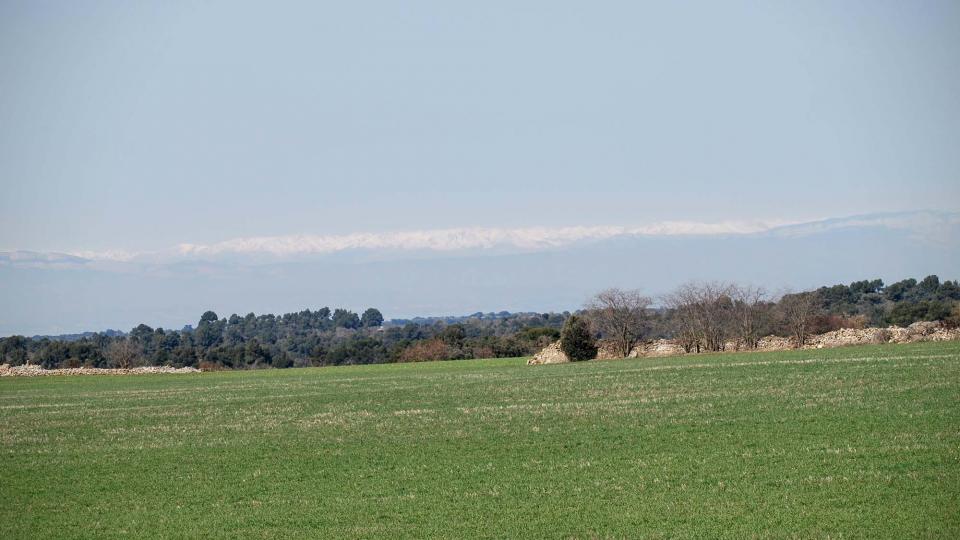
[0,364,201,377]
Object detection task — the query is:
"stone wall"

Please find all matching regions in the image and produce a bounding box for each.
[802,321,960,349]
[628,339,687,358]
[528,321,960,365]
[0,364,201,377]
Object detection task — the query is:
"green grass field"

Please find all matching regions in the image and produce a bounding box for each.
[2,342,959,538]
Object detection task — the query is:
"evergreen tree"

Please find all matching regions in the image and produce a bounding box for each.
[361,308,384,328]
[560,315,597,361]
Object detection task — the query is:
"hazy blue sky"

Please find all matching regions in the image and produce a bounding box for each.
[2,1,958,255]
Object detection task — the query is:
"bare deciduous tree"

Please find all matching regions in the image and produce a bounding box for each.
[663,291,701,353]
[104,339,140,369]
[585,288,652,358]
[729,284,773,350]
[664,282,736,352]
[779,291,821,347]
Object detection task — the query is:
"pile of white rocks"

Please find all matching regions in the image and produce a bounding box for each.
[623,339,687,358]
[527,341,571,365]
[0,364,201,377]
[529,339,687,365]
[804,321,960,349]
[755,335,794,351]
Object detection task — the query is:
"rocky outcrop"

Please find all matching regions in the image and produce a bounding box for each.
[528,321,960,364]
[0,364,201,377]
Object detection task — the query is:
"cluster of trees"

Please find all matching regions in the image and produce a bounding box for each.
[815,276,959,327]
[662,283,777,352]
[668,276,960,350]
[0,308,566,370]
[558,275,960,360]
[559,283,789,360]
[1,275,957,369]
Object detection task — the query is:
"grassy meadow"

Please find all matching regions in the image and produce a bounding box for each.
[2,342,959,538]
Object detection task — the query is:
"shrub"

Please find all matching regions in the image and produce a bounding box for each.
[399,339,451,362]
[197,360,223,372]
[560,315,597,361]
[470,346,496,360]
[944,303,960,329]
[809,314,865,334]
[887,301,952,326]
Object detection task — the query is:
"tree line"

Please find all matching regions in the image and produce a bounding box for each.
[1,275,957,369]
[0,308,567,369]
[559,275,960,360]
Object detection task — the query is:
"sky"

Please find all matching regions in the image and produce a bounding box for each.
[2,0,959,254]
[1,2,959,334]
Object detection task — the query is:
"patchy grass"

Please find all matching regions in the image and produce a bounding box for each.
[1,342,959,538]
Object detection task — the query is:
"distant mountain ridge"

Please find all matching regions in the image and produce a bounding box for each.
[29,329,125,342]
[1,210,958,336]
[3,210,957,267]
[30,313,550,340]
